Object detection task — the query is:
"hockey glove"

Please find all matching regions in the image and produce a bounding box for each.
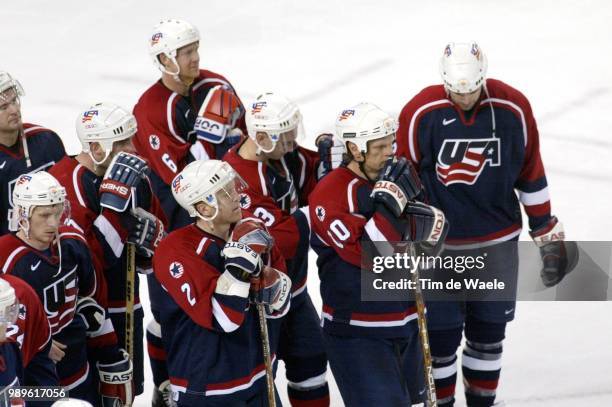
[230,217,274,256]
[404,201,449,257]
[100,152,149,212]
[76,297,106,337]
[316,133,345,180]
[222,241,263,282]
[98,349,134,407]
[530,216,579,287]
[194,84,244,145]
[372,157,424,218]
[127,207,166,257]
[250,266,292,317]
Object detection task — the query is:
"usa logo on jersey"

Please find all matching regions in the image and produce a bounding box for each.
[43,266,78,335]
[435,137,500,186]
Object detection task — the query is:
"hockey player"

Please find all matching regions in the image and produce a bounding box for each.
[396,42,576,406]
[2,273,59,404]
[133,20,246,400]
[134,18,246,229]
[0,171,133,406]
[224,92,337,406]
[0,278,25,406]
[48,102,167,399]
[153,159,291,406]
[0,71,66,235]
[309,102,448,406]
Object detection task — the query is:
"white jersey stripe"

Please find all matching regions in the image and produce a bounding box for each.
[347,178,359,214]
[166,92,186,143]
[2,246,27,273]
[93,214,124,258]
[257,162,268,196]
[481,97,528,147]
[211,297,240,333]
[196,237,209,255]
[72,164,86,207]
[518,187,550,206]
[192,77,231,92]
[409,99,452,162]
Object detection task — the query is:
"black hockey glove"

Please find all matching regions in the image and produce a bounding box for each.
[316,133,345,180]
[530,216,579,287]
[100,152,149,212]
[76,297,106,337]
[372,157,424,218]
[127,207,166,257]
[404,201,449,257]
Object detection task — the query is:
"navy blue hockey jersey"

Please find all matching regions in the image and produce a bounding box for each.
[153,224,286,403]
[397,79,551,244]
[0,124,66,235]
[309,167,418,338]
[0,228,95,390]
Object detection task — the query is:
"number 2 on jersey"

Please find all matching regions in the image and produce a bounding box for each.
[181,283,196,306]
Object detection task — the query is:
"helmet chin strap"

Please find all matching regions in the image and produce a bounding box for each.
[159,53,183,84]
[89,149,111,167]
[195,204,219,225]
[254,137,276,156]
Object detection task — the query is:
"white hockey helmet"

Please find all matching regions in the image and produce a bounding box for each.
[172,160,246,221]
[0,71,25,103]
[149,18,200,75]
[439,42,487,94]
[245,92,304,154]
[51,400,94,407]
[0,279,18,329]
[75,102,137,165]
[11,171,67,234]
[335,102,397,154]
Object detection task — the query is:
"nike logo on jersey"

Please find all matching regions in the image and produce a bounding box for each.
[435,137,501,186]
[504,308,514,315]
[442,118,456,126]
[30,260,42,271]
[0,161,6,169]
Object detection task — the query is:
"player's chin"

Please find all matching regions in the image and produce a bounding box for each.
[7,118,21,128]
[229,207,241,222]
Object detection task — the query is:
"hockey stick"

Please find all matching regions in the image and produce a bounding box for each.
[124,242,135,406]
[124,190,137,407]
[256,301,276,407]
[408,242,437,407]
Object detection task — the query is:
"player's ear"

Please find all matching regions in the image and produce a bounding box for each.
[195,201,214,218]
[158,54,174,70]
[255,131,273,151]
[90,142,105,161]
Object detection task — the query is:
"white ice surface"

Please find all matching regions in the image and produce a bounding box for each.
[2,1,612,405]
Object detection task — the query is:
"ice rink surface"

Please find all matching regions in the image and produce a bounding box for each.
[2,0,612,405]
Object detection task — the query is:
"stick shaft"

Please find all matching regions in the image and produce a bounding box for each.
[257,304,276,407]
[409,244,437,406]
